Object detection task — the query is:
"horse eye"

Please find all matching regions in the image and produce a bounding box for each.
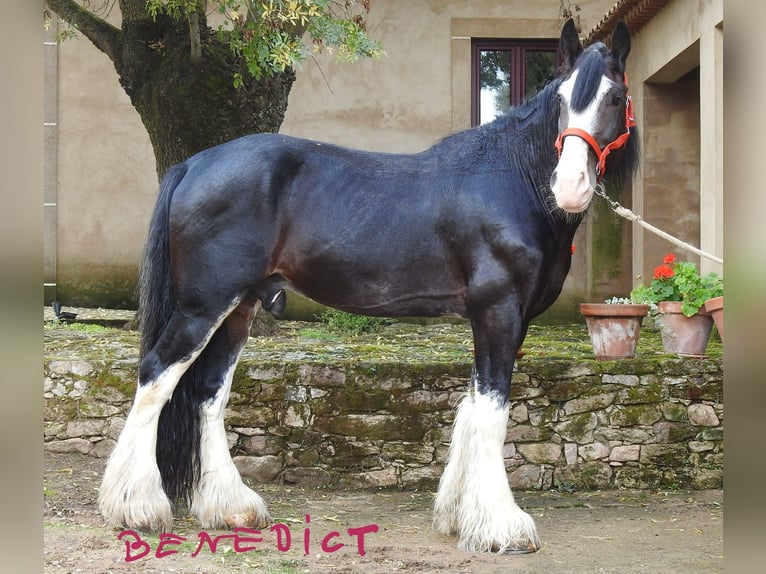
[611,95,624,106]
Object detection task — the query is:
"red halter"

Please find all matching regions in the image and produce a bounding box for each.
[554,74,636,180]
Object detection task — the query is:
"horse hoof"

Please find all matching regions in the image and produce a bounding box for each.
[500,541,540,554]
[225,512,269,529]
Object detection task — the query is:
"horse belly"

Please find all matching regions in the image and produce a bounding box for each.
[274,231,466,318]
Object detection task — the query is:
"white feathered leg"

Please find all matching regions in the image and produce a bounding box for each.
[190,363,270,529]
[98,363,188,532]
[434,391,540,553]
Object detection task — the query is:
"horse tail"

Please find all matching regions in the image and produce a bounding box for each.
[138,163,186,359]
[137,163,202,503]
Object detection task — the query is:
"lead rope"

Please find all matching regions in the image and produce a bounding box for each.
[594,187,724,265]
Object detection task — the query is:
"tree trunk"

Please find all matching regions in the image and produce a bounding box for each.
[47,0,296,179]
[116,12,296,179]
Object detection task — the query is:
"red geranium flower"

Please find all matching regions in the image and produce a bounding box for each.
[653,264,674,280]
[663,253,676,265]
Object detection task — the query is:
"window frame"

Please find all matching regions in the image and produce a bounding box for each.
[471,38,560,126]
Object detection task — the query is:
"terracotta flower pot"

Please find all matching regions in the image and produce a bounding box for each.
[656,301,714,357]
[703,296,724,343]
[580,303,648,360]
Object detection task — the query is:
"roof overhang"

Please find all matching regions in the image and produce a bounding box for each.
[585,0,672,44]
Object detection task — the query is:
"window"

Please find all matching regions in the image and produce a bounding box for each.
[471,39,560,126]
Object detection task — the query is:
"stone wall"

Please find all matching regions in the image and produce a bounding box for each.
[44,347,723,492]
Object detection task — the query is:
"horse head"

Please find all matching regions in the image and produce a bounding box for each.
[550,19,635,213]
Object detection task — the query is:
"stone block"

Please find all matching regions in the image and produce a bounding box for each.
[284,404,312,428]
[698,428,723,441]
[510,386,545,400]
[282,467,332,487]
[313,414,429,441]
[382,442,433,464]
[528,405,556,426]
[593,427,652,444]
[233,455,283,482]
[334,389,391,412]
[401,465,442,487]
[618,384,666,405]
[105,417,125,440]
[564,443,578,465]
[45,438,92,455]
[579,442,610,461]
[610,405,662,426]
[225,406,275,427]
[398,390,451,412]
[243,435,283,456]
[246,365,285,381]
[688,441,715,453]
[554,461,612,489]
[510,403,528,423]
[516,443,561,464]
[509,464,541,489]
[545,380,583,402]
[660,402,688,422]
[609,445,640,462]
[285,386,307,402]
[691,467,723,489]
[90,438,116,459]
[640,444,687,466]
[554,413,598,444]
[359,468,398,487]
[78,401,122,418]
[653,421,697,443]
[66,419,106,438]
[687,404,720,427]
[602,374,639,386]
[506,424,550,443]
[298,365,346,387]
[563,393,615,415]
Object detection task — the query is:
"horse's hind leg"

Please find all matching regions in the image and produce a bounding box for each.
[98,305,237,532]
[190,301,269,529]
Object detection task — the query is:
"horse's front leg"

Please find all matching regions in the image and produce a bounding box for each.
[433,302,540,553]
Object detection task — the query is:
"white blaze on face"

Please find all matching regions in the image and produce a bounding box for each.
[551,70,613,213]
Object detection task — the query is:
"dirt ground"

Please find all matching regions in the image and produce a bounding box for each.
[43,451,722,574]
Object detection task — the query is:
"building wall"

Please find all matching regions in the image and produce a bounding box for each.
[625,0,723,284]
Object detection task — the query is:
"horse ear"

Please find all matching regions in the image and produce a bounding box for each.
[610,21,631,64]
[559,18,583,70]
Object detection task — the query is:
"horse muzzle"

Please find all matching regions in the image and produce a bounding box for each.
[550,137,596,213]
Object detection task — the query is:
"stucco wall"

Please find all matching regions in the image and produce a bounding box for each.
[625,0,723,284]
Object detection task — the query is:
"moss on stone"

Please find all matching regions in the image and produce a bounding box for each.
[334,388,391,412]
[620,383,666,405]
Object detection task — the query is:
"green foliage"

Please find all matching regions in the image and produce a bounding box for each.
[316,308,393,334]
[630,253,723,317]
[146,0,385,85]
[604,297,632,304]
[146,0,199,20]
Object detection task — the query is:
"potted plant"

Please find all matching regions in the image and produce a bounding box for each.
[580,297,649,360]
[630,253,723,356]
[704,295,724,342]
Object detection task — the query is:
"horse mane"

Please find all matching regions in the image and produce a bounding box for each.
[425,78,563,178]
[571,46,607,112]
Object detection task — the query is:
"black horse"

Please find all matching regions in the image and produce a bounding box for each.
[99,19,638,554]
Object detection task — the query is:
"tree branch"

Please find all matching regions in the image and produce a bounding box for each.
[188,0,205,64]
[46,0,121,61]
